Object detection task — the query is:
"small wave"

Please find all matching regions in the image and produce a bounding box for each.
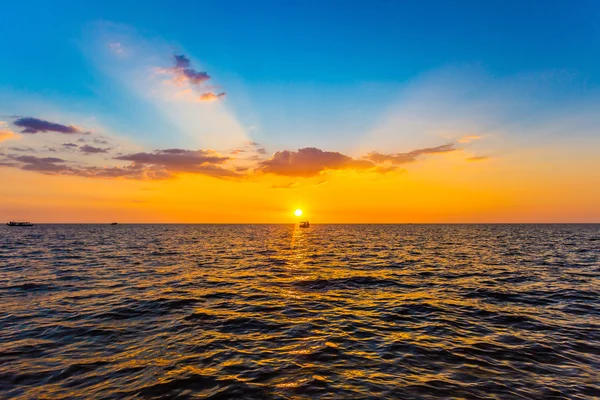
[294,276,402,291]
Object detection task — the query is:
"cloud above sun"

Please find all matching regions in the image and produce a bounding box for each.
[0,113,461,181]
[363,144,457,165]
[0,26,500,186]
[157,54,226,102]
[258,147,374,177]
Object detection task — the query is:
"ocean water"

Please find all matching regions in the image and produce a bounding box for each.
[0,224,599,399]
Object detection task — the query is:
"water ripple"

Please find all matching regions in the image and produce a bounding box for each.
[0,224,599,399]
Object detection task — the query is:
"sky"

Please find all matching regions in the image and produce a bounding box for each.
[1,0,599,223]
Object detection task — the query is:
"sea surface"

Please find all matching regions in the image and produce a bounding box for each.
[0,224,599,399]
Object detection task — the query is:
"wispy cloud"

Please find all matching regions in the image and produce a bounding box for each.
[458,135,482,143]
[8,147,36,153]
[466,156,489,162]
[199,92,226,101]
[363,143,457,164]
[108,42,123,54]
[271,182,298,189]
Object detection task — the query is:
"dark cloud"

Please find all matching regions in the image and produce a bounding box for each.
[174,54,191,68]
[170,54,210,85]
[62,143,79,148]
[8,155,71,173]
[363,144,457,165]
[2,146,239,180]
[114,148,238,178]
[13,117,84,134]
[80,145,110,154]
[115,149,229,166]
[164,54,226,100]
[256,148,267,155]
[258,147,375,177]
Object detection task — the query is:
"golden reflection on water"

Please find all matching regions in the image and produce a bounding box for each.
[0,224,599,398]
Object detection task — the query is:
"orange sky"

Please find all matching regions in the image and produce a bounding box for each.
[2,139,598,223]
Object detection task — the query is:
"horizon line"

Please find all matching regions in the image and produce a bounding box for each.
[4,222,600,225]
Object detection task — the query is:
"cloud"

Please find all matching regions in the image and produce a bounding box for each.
[115,148,228,165]
[72,164,171,180]
[258,147,375,177]
[108,42,123,54]
[363,143,457,165]
[458,135,482,143]
[13,117,84,134]
[158,54,226,101]
[114,148,238,178]
[199,92,226,101]
[80,144,111,154]
[8,155,71,173]
[1,144,240,180]
[466,156,489,162]
[256,148,267,155]
[62,143,79,148]
[93,137,110,145]
[0,130,17,142]
[8,147,36,152]
[171,54,210,85]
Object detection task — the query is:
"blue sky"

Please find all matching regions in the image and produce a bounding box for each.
[1,0,599,151]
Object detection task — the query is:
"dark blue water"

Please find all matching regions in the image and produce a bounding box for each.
[1,224,599,399]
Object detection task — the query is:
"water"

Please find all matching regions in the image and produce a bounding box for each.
[1,224,599,399]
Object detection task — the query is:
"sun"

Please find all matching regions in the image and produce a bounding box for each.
[294,209,303,217]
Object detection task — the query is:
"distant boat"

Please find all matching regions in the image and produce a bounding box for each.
[110,222,118,225]
[7,221,34,227]
[299,221,310,228]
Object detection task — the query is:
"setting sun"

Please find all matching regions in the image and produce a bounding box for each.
[294,209,303,217]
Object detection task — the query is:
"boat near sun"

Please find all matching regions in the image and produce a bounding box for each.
[7,221,34,227]
[299,221,310,228]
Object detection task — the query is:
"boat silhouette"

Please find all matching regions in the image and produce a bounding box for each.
[299,221,310,228]
[7,221,34,227]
